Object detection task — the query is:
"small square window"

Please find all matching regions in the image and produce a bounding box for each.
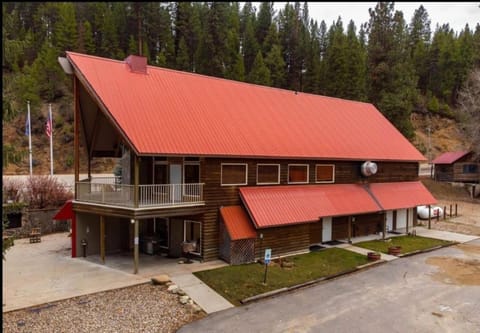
[257,164,280,184]
[316,164,335,183]
[288,164,309,184]
[221,164,248,185]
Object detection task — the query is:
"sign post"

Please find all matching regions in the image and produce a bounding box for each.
[263,248,271,285]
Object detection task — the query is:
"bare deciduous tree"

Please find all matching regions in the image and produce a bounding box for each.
[457,67,480,157]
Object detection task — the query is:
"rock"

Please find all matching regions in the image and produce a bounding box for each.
[167,285,179,293]
[151,274,170,285]
[179,296,189,304]
[188,304,203,313]
[176,289,186,296]
[178,260,184,264]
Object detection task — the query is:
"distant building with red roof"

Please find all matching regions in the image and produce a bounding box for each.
[61,52,436,269]
[432,151,479,183]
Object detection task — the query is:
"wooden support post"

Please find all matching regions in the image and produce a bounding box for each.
[406,209,409,234]
[436,210,439,222]
[74,77,80,185]
[382,213,387,240]
[444,206,447,220]
[455,204,458,216]
[134,156,140,208]
[100,216,105,264]
[347,217,352,244]
[428,205,431,229]
[449,204,452,217]
[133,219,139,274]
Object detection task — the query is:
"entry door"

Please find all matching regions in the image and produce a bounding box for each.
[386,211,393,231]
[396,209,407,229]
[170,164,182,202]
[322,217,332,242]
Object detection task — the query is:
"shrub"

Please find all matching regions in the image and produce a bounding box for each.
[25,175,73,209]
[2,177,24,203]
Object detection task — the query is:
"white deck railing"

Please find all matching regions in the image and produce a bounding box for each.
[76,181,204,208]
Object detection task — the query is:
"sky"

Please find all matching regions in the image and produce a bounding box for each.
[253,2,480,34]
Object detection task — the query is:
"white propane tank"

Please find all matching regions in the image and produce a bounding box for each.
[361,161,378,177]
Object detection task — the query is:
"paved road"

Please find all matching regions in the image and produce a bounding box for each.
[179,239,480,333]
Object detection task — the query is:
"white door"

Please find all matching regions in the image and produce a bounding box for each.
[386,211,393,231]
[322,217,332,242]
[396,209,407,229]
[170,164,182,202]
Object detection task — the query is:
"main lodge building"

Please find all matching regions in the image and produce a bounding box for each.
[60,52,436,271]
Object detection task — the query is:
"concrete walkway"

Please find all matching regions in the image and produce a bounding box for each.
[2,232,233,314]
[415,226,479,243]
[335,243,398,261]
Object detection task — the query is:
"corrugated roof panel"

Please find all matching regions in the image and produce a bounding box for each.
[432,151,470,164]
[66,52,426,161]
[368,181,437,210]
[240,185,381,228]
[53,200,73,220]
[220,206,257,240]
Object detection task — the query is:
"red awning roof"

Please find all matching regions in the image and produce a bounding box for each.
[220,206,257,240]
[240,184,380,229]
[432,151,471,164]
[367,181,437,211]
[66,52,426,162]
[53,200,74,220]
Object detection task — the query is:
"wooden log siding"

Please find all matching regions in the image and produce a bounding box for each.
[254,224,311,259]
[453,163,480,182]
[200,158,420,261]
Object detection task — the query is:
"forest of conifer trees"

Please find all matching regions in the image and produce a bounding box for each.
[3,2,480,143]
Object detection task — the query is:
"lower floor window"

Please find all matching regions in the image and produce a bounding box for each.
[184,220,201,254]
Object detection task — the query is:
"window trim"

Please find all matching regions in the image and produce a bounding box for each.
[183,220,201,255]
[256,163,280,185]
[287,164,309,184]
[221,163,248,186]
[315,164,335,183]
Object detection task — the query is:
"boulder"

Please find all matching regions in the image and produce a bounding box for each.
[151,274,170,285]
[179,295,190,304]
[167,284,179,293]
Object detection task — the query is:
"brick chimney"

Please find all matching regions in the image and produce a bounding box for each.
[125,55,147,74]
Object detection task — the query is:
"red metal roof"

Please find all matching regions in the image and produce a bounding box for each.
[240,184,380,228]
[53,200,74,220]
[432,151,471,164]
[368,181,437,211]
[220,206,257,240]
[66,52,426,162]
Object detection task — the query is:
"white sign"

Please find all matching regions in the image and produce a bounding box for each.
[264,248,272,264]
[134,237,139,245]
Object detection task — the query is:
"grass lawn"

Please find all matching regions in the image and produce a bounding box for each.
[355,235,454,254]
[194,248,368,306]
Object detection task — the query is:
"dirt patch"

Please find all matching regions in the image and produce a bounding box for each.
[455,243,480,255]
[426,256,480,285]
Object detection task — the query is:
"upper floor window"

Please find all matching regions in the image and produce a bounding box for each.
[315,164,335,183]
[257,164,280,185]
[184,159,200,184]
[221,163,248,186]
[288,164,309,184]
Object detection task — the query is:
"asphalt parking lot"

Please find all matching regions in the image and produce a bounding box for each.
[179,238,480,333]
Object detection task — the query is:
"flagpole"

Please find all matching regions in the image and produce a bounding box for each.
[49,103,53,175]
[27,101,33,177]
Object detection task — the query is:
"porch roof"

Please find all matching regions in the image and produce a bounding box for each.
[220,206,257,240]
[367,181,437,211]
[239,184,380,229]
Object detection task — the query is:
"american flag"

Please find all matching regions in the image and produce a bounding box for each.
[45,112,52,138]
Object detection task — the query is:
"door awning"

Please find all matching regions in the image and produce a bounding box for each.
[220,206,257,240]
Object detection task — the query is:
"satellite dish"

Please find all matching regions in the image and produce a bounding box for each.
[361,161,378,177]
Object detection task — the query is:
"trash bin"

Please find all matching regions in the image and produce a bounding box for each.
[142,237,154,255]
